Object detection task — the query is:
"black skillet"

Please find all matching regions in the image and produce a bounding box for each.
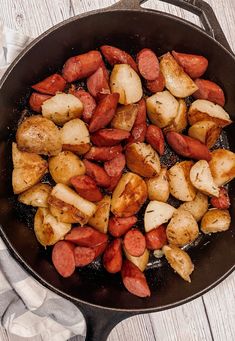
[0,0,235,340]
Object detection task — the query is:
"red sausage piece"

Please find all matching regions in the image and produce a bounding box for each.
[145,225,167,250]
[100,45,138,72]
[74,246,96,267]
[65,226,108,247]
[146,71,165,93]
[104,153,126,177]
[93,241,108,258]
[83,159,111,187]
[103,238,123,273]
[70,175,103,202]
[87,66,110,99]
[134,98,147,126]
[84,145,122,162]
[121,260,150,297]
[123,229,146,257]
[172,51,208,79]
[193,79,225,106]
[62,50,102,82]
[108,216,137,237]
[146,125,165,155]
[32,73,66,95]
[106,174,122,192]
[70,88,96,123]
[127,122,147,145]
[210,187,230,209]
[91,129,130,147]
[89,93,119,133]
[52,241,75,278]
[29,92,52,113]
[137,48,160,81]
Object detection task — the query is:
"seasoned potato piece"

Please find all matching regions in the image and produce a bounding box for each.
[168,161,196,201]
[164,99,187,133]
[124,247,149,272]
[188,99,232,127]
[209,149,235,186]
[16,115,62,156]
[42,93,83,125]
[166,208,199,247]
[160,52,198,98]
[146,90,179,128]
[126,142,161,177]
[146,168,169,202]
[48,183,96,224]
[190,160,219,197]
[179,192,208,222]
[111,172,147,217]
[34,207,71,246]
[110,64,143,105]
[163,245,194,282]
[111,104,138,131]
[61,118,91,155]
[88,195,111,233]
[12,143,48,194]
[201,209,231,234]
[144,200,176,232]
[188,120,221,148]
[18,183,51,207]
[49,151,85,185]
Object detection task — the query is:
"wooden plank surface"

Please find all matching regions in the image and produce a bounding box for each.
[0,0,234,340]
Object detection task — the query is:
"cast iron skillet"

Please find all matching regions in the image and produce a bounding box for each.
[0,0,235,340]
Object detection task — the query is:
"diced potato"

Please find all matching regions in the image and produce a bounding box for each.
[201,209,231,234]
[111,172,147,217]
[163,245,194,282]
[88,195,111,233]
[34,207,71,246]
[61,118,91,154]
[42,93,83,125]
[188,99,232,127]
[164,99,187,133]
[110,64,143,105]
[209,149,235,186]
[146,168,169,202]
[160,52,198,98]
[168,161,196,201]
[179,192,208,222]
[146,90,179,128]
[111,104,138,131]
[190,160,219,197]
[49,151,85,185]
[12,143,48,194]
[188,120,221,148]
[18,183,51,207]
[166,208,199,247]
[16,115,62,156]
[144,200,176,232]
[124,247,149,272]
[125,142,161,177]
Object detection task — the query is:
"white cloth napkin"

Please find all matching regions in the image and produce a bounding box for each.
[0,23,86,341]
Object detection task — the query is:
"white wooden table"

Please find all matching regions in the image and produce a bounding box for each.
[0,1,235,340]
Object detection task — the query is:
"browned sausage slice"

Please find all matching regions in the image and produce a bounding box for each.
[32,73,66,95]
[210,187,230,209]
[104,154,126,177]
[108,216,137,237]
[84,145,122,161]
[145,225,167,250]
[127,122,147,145]
[146,125,165,155]
[52,241,75,278]
[70,175,103,202]
[65,226,108,247]
[100,45,138,72]
[103,238,123,273]
[93,241,108,258]
[83,159,111,187]
[29,93,52,113]
[193,79,225,106]
[106,174,122,192]
[137,48,160,81]
[91,129,130,146]
[172,51,208,78]
[70,88,96,123]
[146,71,165,93]
[123,229,146,257]
[87,66,110,99]
[74,246,96,267]
[134,98,147,126]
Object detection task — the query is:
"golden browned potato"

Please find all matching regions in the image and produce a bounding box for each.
[34,207,71,246]
[124,247,149,272]
[190,160,219,197]
[179,192,208,222]
[188,99,232,127]
[144,200,176,232]
[48,183,96,224]
[160,52,198,98]
[125,142,161,177]
[166,208,199,247]
[164,99,187,133]
[111,172,147,217]
[49,151,85,185]
[110,64,143,105]
[18,183,51,207]
[209,149,235,186]
[201,209,231,234]
[12,143,48,194]
[16,115,62,156]
[163,245,194,282]
[146,90,179,128]
[146,168,169,202]
[111,104,138,131]
[168,161,196,201]
[88,195,111,233]
[61,118,91,154]
[42,93,83,125]
[188,120,221,148]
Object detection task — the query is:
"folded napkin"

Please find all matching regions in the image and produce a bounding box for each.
[0,23,86,341]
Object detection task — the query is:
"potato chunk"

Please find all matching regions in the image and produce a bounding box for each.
[111,104,138,131]
[201,209,231,234]
[18,183,51,207]
[209,149,235,186]
[164,99,187,133]
[144,200,176,232]
[188,120,221,148]
[88,195,111,233]
[146,168,169,202]
[179,192,208,222]
[123,247,149,272]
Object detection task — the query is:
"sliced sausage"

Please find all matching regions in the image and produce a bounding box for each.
[104,154,126,177]
[29,92,52,113]
[123,229,146,257]
[172,51,208,79]
[91,129,130,146]
[32,73,66,95]
[146,71,165,93]
[70,175,103,202]
[84,145,122,162]
[121,260,150,297]
[100,45,138,72]
[210,187,230,209]
[93,241,108,258]
[89,93,119,133]
[103,238,123,273]
[145,225,167,250]
[70,88,96,123]
[146,125,165,155]
[74,246,96,267]
[52,241,75,278]
[106,174,122,192]
[100,59,109,80]
[108,216,137,237]
[137,48,160,81]
[193,79,225,106]
[65,226,108,247]
[87,66,110,99]
[83,159,111,187]
[166,131,211,161]
[62,50,102,82]
[134,98,147,126]
[127,122,147,145]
